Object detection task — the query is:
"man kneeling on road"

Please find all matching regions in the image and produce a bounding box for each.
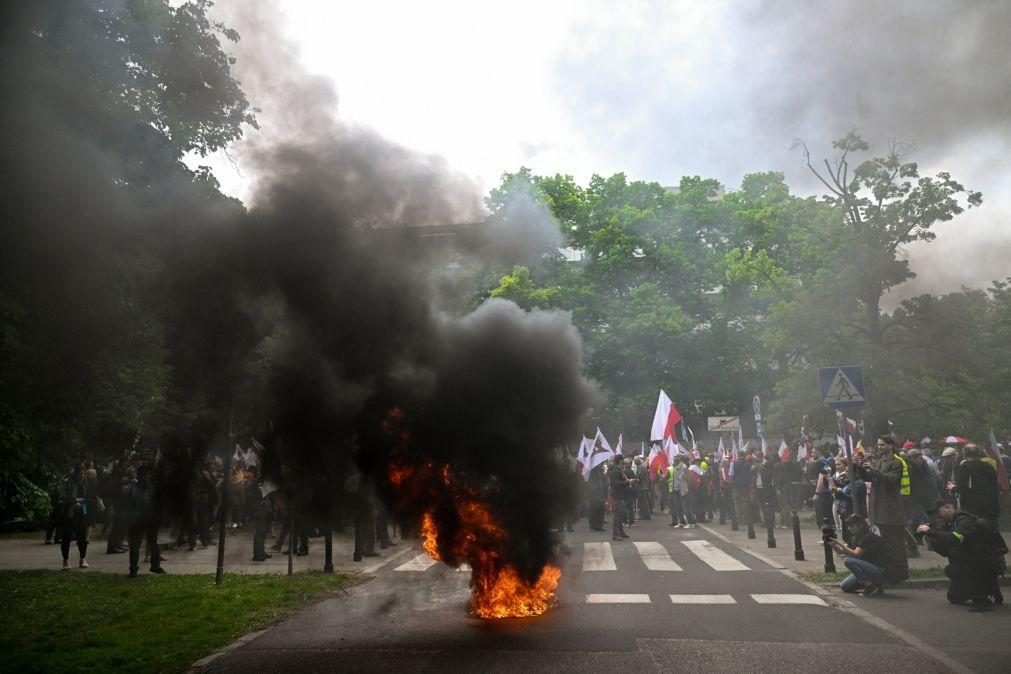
[830,514,894,596]
[917,498,1006,612]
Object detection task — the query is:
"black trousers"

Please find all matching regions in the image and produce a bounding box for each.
[946,562,999,604]
[588,498,605,530]
[127,520,161,573]
[60,515,89,560]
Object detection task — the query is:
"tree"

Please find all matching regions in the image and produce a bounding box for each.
[0,1,256,518]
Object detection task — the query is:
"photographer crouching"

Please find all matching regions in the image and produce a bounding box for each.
[829,514,894,596]
[916,498,1006,612]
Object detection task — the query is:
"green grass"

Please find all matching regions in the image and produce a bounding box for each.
[799,566,946,583]
[0,569,355,673]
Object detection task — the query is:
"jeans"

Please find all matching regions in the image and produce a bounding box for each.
[840,556,887,593]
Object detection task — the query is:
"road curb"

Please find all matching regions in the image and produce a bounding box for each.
[817,576,1011,590]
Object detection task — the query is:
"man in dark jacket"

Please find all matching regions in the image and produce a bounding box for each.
[587,464,607,531]
[731,453,752,523]
[905,448,938,557]
[609,455,631,541]
[955,444,999,520]
[856,436,909,583]
[774,453,803,527]
[126,465,165,577]
[918,498,1005,612]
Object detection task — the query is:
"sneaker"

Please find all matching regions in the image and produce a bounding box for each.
[150,567,167,574]
[62,560,71,570]
[862,584,884,597]
[79,559,89,569]
[612,536,623,541]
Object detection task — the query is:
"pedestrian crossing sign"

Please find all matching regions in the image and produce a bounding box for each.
[818,366,865,408]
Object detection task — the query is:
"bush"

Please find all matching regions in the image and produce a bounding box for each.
[0,472,52,527]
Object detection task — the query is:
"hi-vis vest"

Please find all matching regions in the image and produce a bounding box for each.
[896,454,911,497]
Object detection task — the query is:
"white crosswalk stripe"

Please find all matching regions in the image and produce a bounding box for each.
[751,594,827,606]
[586,594,651,604]
[681,540,749,571]
[582,542,617,571]
[633,541,682,571]
[669,594,736,604]
[394,553,438,572]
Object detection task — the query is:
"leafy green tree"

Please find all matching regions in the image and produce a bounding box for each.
[0,1,256,518]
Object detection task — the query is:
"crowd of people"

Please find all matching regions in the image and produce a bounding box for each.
[578,435,1009,612]
[46,444,398,576]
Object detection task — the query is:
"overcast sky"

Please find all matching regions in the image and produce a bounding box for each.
[206,1,1011,302]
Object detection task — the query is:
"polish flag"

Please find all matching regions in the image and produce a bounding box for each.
[797,441,810,461]
[650,390,682,442]
[778,439,790,460]
[648,443,669,477]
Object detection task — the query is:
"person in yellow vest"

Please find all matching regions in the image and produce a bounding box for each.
[855,435,910,583]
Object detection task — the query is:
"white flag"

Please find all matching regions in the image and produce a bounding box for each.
[582,428,613,480]
[615,433,624,457]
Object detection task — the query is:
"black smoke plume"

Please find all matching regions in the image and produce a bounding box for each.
[2,0,598,578]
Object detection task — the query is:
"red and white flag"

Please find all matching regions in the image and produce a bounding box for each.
[648,443,669,477]
[761,436,770,456]
[650,390,682,442]
[778,439,790,460]
[797,441,810,461]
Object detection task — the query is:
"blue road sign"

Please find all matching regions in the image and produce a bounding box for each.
[818,366,866,409]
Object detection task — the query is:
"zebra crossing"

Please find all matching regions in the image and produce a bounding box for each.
[391,538,826,608]
[394,539,754,575]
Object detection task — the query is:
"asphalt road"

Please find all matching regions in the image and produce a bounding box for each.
[204,517,1004,673]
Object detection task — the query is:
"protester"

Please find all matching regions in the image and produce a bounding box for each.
[905,448,938,558]
[126,464,165,576]
[587,463,607,532]
[954,444,1000,520]
[731,451,752,525]
[622,458,638,526]
[58,464,93,570]
[772,451,797,527]
[918,498,1006,612]
[856,436,910,583]
[633,456,652,520]
[831,514,894,596]
[608,455,631,541]
[827,457,852,539]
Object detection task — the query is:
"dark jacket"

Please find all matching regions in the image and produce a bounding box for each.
[858,452,905,526]
[924,511,1004,574]
[731,459,751,488]
[908,460,939,508]
[609,465,630,500]
[955,460,1000,519]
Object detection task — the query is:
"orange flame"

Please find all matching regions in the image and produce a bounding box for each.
[418,502,560,619]
[471,563,562,619]
[381,416,562,620]
[421,511,440,560]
